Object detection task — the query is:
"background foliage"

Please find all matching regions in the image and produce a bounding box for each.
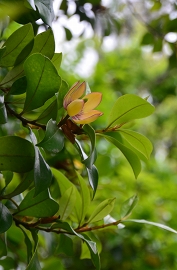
[0,0,177,269]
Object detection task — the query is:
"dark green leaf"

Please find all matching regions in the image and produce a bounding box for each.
[81,233,100,270]
[55,234,73,256]
[34,0,54,27]
[75,139,99,196]
[0,257,15,269]
[0,202,13,233]
[37,119,64,154]
[107,94,155,129]
[0,91,7,124]
[0,47,6,61]
[0,63,24,88]
[36,99,58,124]
[52,221,97,254]
[86,198,116,224]
[26,230,41,270]
[30,29,55,59]
[17,188,59,217]
[14,39,34,66]
[99,134,141,178]
[23,53,61,113]
[141,32,154,45]
[0,234,7,257]
[120,194,138,219]
[20,227,33,263]
[29,130,52,195]
[0,136,35,173]
[83,124,97,169]
[64,27,72,40]
[0,23,34,67]
[10,76,27,95]
[87,165,98,198]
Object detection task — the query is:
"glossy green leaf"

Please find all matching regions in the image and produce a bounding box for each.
[52,53,62,71]
[30,29,55,59]
[0,136,35,173]
[75,139,99,196]
[17,188,59,217]
[55,234,73,256]
[0,202,13,233]
[83,124,97,169]
[87,198,116,224]
[87,165,99,198]
[0,23,34,67]
[81,233,100,270]
[36,99,58,124]
[10,76,27,95]
[107,94,155,129]
[30,130,52,195]
[37,119,64,154]
[59,186,76,220]
[23,53,61,113]
[34,0,54,27]
[124,219,177,234]
[0,91,7,124]
[119,129,153,159]
[0,63,24,88]
[77,172,90,224]
[120,194,138,219]
[99,134,141,178]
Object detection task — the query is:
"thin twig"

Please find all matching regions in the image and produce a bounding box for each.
[5,103,46,130]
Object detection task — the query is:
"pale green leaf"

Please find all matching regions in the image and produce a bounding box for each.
[59,186,76,220]
[120,194,138,219]
[87,198,116,224]
[119,129,153,159]
[76,172,91,224]
[107,94,155,129]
